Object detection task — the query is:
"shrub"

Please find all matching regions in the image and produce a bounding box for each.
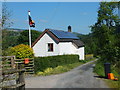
[37,72,44,75]
[34,55,79,73]
[37,65,69,76]
[8,44,34,59]
[44,68,53,73]
[85,54,93,60]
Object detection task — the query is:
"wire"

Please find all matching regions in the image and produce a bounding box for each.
[47,2,61,27]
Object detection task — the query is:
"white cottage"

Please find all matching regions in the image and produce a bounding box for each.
[32,26,85,60]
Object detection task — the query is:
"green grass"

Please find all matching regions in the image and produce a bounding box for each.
[36,58,95,76]
[93,60,120,88]
[104,79,119,88]
[93,61,105,77]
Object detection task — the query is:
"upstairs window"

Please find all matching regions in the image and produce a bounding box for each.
[48,43,53,52]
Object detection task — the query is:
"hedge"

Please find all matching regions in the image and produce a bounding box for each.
[34,54,79,73]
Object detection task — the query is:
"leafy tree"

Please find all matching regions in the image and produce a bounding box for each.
[18,30,42,45]
[8,44,34,59]
[2,30,20,51]
[75,33,97,55]
[91,2,120,64]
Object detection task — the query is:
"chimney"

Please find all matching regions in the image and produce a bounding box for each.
[68,25,72,32]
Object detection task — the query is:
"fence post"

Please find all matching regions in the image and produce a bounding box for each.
[17,64,25,90]
[11,56,16,68]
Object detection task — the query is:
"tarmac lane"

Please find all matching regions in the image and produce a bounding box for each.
[25,60,109,88]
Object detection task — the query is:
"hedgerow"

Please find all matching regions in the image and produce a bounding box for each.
[34,55,79,73]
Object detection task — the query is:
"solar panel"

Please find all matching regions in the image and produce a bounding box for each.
[49,29,79,39]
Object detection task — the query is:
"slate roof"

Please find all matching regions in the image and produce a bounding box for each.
[32,29,84,48]
[72,40,84,48]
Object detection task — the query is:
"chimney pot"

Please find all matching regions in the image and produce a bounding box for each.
[68,25,71,32]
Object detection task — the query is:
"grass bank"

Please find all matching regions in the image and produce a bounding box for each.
[94,59,120,88]
[36,58,96,76]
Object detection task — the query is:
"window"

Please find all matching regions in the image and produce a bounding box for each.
[48,43,53,52]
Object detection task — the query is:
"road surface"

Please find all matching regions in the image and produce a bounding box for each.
[25,60,109,88]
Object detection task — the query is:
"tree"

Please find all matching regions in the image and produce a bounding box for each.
[1,2,14,56]
[2,2,13,29]
[91,2,120,64]
[18,30,42,45]
[2,30,20,50]
[8,44,34,59]
[76,33,97,55]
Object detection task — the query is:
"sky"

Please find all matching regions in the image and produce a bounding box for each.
[5,2,101,34]
[1,0,116,2]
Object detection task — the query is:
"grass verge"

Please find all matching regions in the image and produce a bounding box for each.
[93,60,120,88]
[36,58,96,76]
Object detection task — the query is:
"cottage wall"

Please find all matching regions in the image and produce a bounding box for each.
[33,33,84,60]
[58,42,84,60]
[58,42,72,55]
[33,33,59,57]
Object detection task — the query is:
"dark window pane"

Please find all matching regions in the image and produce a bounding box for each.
[48,43,53,52]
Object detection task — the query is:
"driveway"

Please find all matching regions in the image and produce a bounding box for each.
[25,60,109,88]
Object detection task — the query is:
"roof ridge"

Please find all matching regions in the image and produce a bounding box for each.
[49,29,73,33]
[49,29,65,31]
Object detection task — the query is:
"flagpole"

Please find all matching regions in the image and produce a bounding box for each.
[29,26,32,48]
[118,2,120,18]
[28,11,32,48]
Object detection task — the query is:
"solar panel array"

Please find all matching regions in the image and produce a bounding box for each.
[49,29,79,39]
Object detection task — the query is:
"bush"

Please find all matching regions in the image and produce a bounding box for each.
[37,66,65,76]
[8,44,34,59]
[34,55,79,73]
[85,54,93,60]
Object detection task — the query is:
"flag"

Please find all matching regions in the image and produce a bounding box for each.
[28,11,35,27]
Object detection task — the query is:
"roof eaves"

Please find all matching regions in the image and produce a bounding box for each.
[32,29,60,47]
[32,29,49,47]
[72,40,84,48]
[46,31,59,44]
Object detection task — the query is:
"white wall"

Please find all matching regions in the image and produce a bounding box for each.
[33,33,84,60]
[59,42,84,60]
[33,33,59,57]
[75,47,85,60]
[71,43,84,60]
[59,42,72,55]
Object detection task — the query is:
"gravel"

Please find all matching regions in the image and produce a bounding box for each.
[25,60,109,88]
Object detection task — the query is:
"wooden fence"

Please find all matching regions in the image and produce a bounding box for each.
[15,58,34,74]
[1,56,34,74]
[0,56,25,89]
[0,56,34,89]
